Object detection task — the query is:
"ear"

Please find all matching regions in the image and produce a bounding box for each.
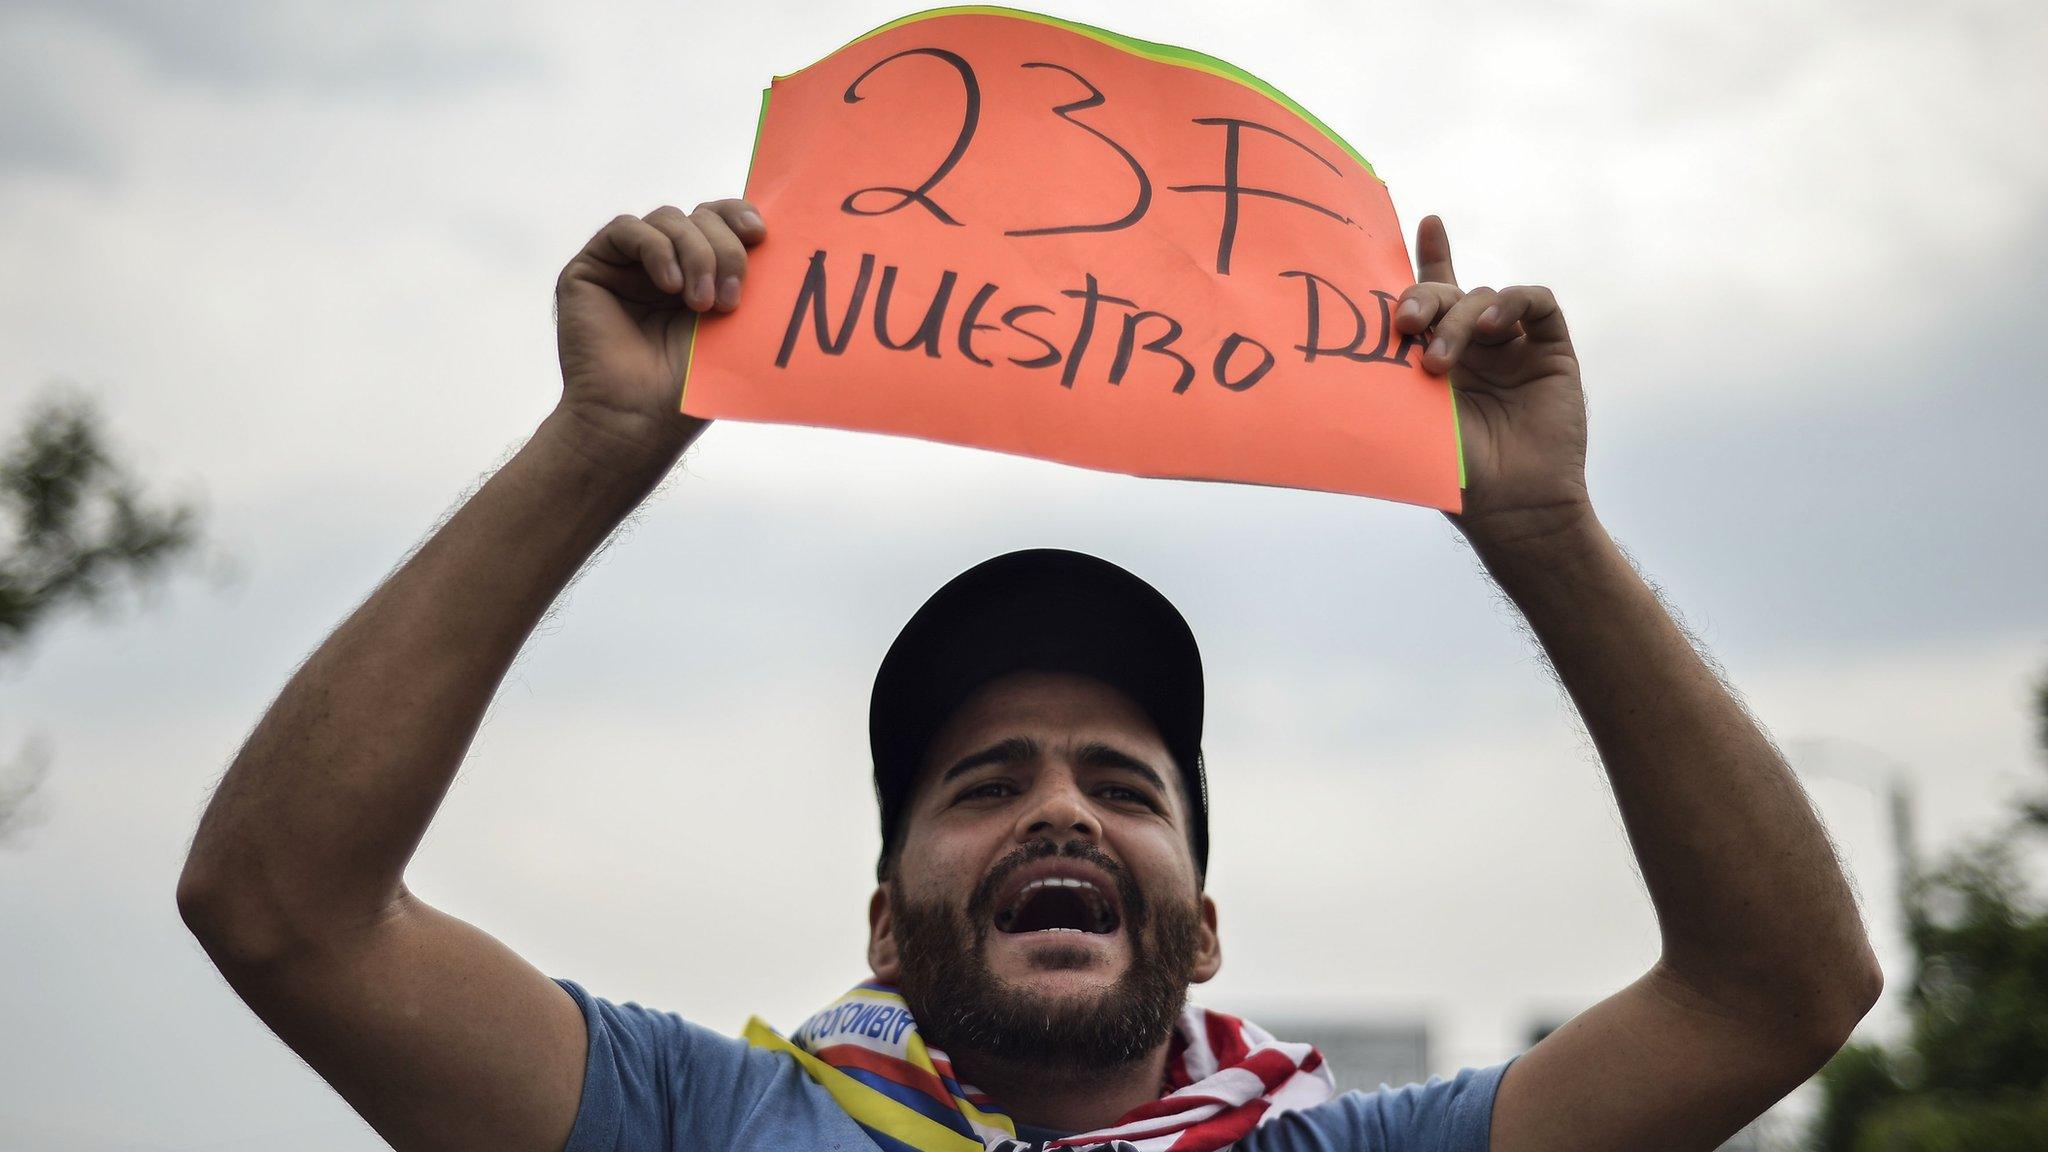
[867,884,902,983]
[1190,893,1223,984]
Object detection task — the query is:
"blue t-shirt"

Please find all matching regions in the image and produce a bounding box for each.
[556,980,1509,1152]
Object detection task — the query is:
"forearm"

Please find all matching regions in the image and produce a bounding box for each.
[1474,516,1881,1034]
[179,406,678,957]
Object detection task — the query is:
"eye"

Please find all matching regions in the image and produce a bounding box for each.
[956,780,1015,802]
[1098,784,1156,808]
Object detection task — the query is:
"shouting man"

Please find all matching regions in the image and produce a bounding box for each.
[178,198,1883,1151]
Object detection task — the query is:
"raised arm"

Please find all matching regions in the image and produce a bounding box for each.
[176,201,764,1152]
[1393,217,1883,1152]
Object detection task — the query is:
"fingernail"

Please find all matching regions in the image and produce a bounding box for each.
[1428,337,1448,361]
[1478,306,1499,328]
[717,275,741,308]
[665,260,684,292]
[693,275,713,309]
[1398,298,1422,321]
[738,211,763,233]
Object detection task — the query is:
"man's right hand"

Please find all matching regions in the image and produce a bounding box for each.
[552,200,767,474]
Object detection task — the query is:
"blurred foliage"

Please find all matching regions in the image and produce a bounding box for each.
[1,389,198,654]
[1,387,201,836]
[1811,672,2048,1150]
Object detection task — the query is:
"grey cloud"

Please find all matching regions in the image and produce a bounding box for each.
[7,0,545,94]
[0,67,118,179]
[0,0,545,180]
[1595,251,2048,660]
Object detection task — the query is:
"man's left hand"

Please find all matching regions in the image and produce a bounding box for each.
[1393,216,1592,551]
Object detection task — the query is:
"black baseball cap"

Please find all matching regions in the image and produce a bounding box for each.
[869,549,1208,881]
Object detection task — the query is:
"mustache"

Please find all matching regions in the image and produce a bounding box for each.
[963,838,1148,933]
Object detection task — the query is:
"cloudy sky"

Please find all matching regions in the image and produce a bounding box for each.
[3,0,2044,1147]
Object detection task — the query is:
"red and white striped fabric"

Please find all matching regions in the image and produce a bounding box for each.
[1031,1005,1335,1151]
[750,982,1334,1152]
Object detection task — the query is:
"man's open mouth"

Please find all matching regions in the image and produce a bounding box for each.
[994,877,1122,935]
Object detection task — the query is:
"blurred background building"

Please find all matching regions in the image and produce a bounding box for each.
[1261,1018,1432,1094]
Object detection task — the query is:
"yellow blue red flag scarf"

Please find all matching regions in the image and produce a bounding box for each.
[746,982,1334,1152]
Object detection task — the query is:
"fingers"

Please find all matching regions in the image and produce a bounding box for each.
[700,198,767,245]
[574,200,767,312]
[589,214,686,296]
[645,206,718,310]
[1475,284,1569,346]
[689,202,754,312]
[1421,286,1500,374]
[1395,281,1463,337]
[1414,215,1458,289]
[1398,214,1572,376]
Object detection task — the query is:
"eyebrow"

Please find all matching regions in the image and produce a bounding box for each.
[1073,742,1170,796]
[939,736,1171,797]
[941,736,1039,785]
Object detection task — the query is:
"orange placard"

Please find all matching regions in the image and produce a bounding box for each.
[683,6,1463,510]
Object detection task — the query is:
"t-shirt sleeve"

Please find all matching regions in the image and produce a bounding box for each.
[1261,1059,1515,1152]
[553,977,800,1152]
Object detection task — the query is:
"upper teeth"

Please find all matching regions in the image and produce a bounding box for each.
[1023,878,1098,894]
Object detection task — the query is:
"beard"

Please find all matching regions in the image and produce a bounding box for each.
[890,838,1202,1071]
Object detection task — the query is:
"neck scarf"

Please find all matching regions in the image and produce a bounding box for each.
[745,982,1334,1152]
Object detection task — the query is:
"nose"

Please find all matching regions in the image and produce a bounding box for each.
[1014,768,1098,845]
